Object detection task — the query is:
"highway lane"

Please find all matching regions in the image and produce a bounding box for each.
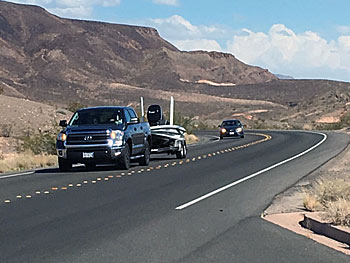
[0,130,349,262]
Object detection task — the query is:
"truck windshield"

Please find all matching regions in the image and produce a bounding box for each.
[69,108,124,126]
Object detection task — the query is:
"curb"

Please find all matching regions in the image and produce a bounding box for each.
[300,214,350,246]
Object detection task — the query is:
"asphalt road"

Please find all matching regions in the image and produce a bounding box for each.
[0,130,349,263]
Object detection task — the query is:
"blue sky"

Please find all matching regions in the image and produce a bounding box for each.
[7,0,350,82]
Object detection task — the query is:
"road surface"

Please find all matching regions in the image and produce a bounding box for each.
[0,130,349,262]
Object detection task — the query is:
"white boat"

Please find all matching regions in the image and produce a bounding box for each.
[140,97,187,159]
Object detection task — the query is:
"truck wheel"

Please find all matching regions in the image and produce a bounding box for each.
[118,144,131,170]
[176,142,187,159]
[139,141,150,166]
[58,157,71,172]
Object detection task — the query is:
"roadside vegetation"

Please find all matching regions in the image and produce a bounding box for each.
[0,152,57,173]
[0,123,60,173]
[303,177,350,227]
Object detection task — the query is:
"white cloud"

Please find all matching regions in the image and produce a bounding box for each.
[337,25,350,35]
[49,6,93,18]
[8,0,120,18]
[9,0,53,4]
[227,24,350,81]
[152,0,179,6]
[148,15,225,51]
[173,39,222,52]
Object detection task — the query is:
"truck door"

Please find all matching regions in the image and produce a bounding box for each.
[127,109,144,153]
[124,109,143,155]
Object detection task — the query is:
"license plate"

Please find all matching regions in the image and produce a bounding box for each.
[229,132,235,135]
[83,152,94,158]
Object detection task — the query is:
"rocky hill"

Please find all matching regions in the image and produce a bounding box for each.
[0,1,275,105]
[1,1,350,131]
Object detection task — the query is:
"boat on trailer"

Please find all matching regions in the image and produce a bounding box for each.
[140,97,187,159]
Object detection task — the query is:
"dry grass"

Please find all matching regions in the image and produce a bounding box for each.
[303,178,350,226]
[185,133,199,144]
[325,199,350,226]
[303,193,322,211]
[0,151,57,173]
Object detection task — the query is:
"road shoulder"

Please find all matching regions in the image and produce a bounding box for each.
[262,131,350,255]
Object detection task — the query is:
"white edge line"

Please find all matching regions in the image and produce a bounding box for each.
[175,131,327,210]
[0,171,35,180]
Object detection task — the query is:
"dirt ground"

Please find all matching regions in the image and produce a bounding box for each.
[0,95,71,138]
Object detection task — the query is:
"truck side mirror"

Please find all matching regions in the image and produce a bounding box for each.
[59,120,67,127]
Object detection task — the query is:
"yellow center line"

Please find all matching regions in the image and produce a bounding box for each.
[3,133,272,207]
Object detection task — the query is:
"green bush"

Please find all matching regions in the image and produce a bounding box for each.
[173,112,194,134]
[18,122,61,155]
[0,124,13,137]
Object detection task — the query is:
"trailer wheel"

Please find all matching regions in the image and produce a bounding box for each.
[139,141,150,166]
[176,142,187,159]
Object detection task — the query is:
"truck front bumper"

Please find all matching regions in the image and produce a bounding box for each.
[57,145,126,164]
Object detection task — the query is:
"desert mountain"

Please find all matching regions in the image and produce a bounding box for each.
[0,1,275,104]
[1,1,350,130]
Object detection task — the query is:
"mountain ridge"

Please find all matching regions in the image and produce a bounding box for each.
[0,0,276,106]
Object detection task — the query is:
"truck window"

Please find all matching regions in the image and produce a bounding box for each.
[69,108,125,126]
[127,109,137,119]
[124,109,131,123]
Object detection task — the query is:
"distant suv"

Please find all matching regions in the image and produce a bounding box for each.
[219,119,244,139]
[56,106,151,171]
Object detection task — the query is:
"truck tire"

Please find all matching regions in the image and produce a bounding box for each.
[118,144,131,170]
[58,157,71,172]
[139,141,150,166]
[176,142,187,159]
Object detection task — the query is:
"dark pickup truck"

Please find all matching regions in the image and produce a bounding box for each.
[56,106,151,171]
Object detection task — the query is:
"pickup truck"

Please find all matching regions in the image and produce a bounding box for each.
[56,106,151,172]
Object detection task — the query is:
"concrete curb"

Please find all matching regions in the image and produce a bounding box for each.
[300,214,350,246]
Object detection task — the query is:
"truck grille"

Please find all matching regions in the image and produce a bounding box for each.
[66,129,109,145]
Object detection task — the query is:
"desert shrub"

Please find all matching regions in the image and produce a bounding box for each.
[17,122,61,155]
[67,102,86,113]
[173,112,195,134]
[303,178,350,226]
[0,152,57,173]
[0,86,3,95]
[325,199,350,226]
[0,124,13,137]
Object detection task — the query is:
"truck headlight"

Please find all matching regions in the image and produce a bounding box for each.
[236,127,243,133]
[57,133,67,141]
[110,130,124,146]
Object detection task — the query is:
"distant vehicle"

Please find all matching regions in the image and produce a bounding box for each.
[219,119,244,139]
[56,106,151,172]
